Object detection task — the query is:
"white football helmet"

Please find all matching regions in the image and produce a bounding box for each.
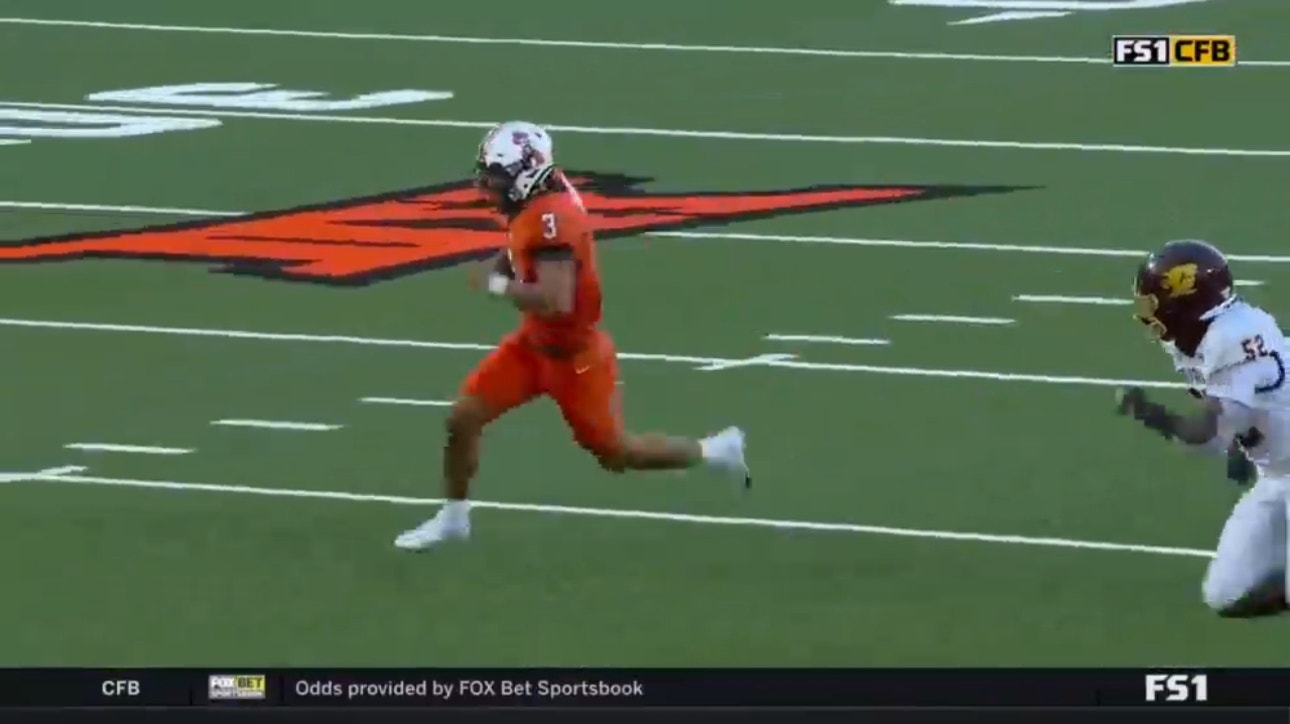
[475,121,556,206]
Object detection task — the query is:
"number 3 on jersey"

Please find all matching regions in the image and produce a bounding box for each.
[541,212,558,240]
[1242,335,1267,361]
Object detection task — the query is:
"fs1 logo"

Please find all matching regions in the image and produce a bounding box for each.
[1144,673,1209,703]
[1113,36,1237,67]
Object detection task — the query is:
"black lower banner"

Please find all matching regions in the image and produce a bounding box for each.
[0,669,1284,708]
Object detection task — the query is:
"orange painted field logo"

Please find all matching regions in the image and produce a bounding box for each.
[0,172,1025,285]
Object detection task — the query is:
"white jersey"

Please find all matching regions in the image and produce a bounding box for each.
[1165,300,1290,474]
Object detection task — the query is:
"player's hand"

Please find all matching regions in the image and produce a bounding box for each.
[1115,386,1149,419]
[1226,443,1257,485]
[471,252,514,296]
[467,259,491,291]
[1116,386,1176,439]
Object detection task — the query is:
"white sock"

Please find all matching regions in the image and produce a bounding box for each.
[699,436,719,463]
[441,499,471,525]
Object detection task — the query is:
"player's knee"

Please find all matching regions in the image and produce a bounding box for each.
[1202,567,1244,614]
[1202,570,1285,617]
[1203,583,1243,616]
[580,438,626,473]
[570,426,626,472]
[445,398,489,440]
[1206,594,1280,618]
[593,451,628,473]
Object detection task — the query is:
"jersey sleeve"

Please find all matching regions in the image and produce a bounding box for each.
[1205,356,1284,408]
[1195,305,1286,381]
[519,204,582,259]
[1204,357,1278,451]
[1202,356,1274,449]
[1185,305,1288,451]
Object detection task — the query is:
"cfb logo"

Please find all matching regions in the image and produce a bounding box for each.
[1145,673,1209,703]
[1113,35,1237,67]
[101,680,141,697]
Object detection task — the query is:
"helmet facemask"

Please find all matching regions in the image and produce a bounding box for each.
[1133,286,1170,341]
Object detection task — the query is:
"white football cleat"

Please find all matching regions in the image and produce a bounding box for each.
[394,511,470,551]
[702,426,751,490]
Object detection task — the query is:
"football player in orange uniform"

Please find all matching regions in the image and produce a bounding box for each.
[395,121,749,550]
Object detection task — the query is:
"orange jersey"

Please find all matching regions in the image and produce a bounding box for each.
[506,186,603,351]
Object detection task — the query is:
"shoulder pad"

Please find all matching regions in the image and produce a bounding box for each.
[1197,304,1285,376]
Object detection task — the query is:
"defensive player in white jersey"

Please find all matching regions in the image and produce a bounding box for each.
[1117,240,1289,617]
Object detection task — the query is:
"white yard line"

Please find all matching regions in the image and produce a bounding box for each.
[8,201,1290,265]
[1017,286,1266,306]
[0,317,1187,390]
[361,397,453,407]
[1,101,1285,158]
[1015,295,1129,306]
[2,17,1286,68]
[65,443,192,455]
[0,139,30,146]
[0,465,86,483]
[694,352,797,372]
[892,314,1015,325]
[213,419,340,431]
[654,231,1290,263]
[3,466,1215,560]
[0,200,240,216]
[765,334,890,346]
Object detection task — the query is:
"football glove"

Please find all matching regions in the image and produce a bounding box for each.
[1226,444,1257,485]
[1115,386,1175,439]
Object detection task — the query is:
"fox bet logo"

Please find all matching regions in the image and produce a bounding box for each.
[208,674,266,701]
[1113,35,1237,67]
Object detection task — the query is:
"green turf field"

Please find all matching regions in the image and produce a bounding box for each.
[1,1,1289,667]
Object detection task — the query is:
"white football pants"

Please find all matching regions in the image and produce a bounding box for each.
[1202,474,1289,611]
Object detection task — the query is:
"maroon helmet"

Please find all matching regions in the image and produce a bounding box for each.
[1133,240,1235,356]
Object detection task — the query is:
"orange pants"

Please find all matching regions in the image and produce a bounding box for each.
[461,329,623,457]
